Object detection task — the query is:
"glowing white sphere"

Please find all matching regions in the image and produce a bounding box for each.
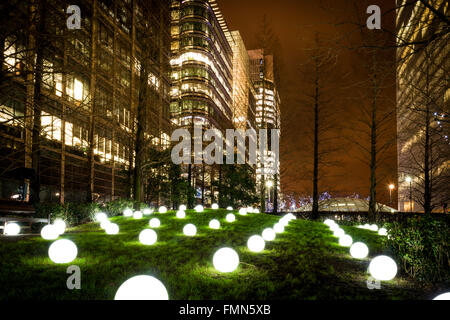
[350,242,369,259]
[114,275,169,300]
[433,292,450,300]
[209,219,220,229]
[105,223,119,235]
[5,223,20,235]
[238,208,247,216]
[370,224,379,232]
[48,239,77,263]
[363,224,370,229]
[247,235,265,252]
[329,224,340,232]
[176,210,186,219]
[158,206,167,214]
[378,228,387,236]
[280,217,289,227]
[95,212,108,222]
[339,234,353,247]
[254,208,260,214]
[369,255,398,281]
[41,225,59,240]
[262,228,276,241]
[133,211,143,219]
[123,209,133,217]
[100,220,111,230]
[226,206,233,210]
[274,223,284,234]
[53,219,66,235]
[149,218,160,228]
[179,205,187,211]
[211,203,219,210]
[139,229,157,245]
[143,208,153,215]
[194,205,204,213]
[333,228,345,237]
[226,213,236,222]
[246,207,253,213]
[213,248,239,273]
[183,224,197,236]
[324,219,334,226]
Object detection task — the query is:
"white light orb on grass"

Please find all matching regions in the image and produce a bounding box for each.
[238,208,247,216]
[143,208,153,215]
[4,223,20,236]
[433,292,450,300]
[339,234,353,247]
[139,229,157,245]
[100,220,112,230]
[274,223,284,234]
[226,213,236,222]
[133,211,143,219]
[370,224,379,232]
[280,217,290,227]
[226,206,233,211]
[350,242,369,259]
[195,205,204,213]
[158,206,167,214]
[378,228,387,236]
[105,223,119,235]
[123,209,133,217]
[213,248,239,273]
[95,212,108,222]
[262,228,276,241]
[324,219,334,226]
[211,203,219,210]
[246,207,253,213]
[53,219,66,235]
[369,255,398,281]
[179,205,187,211]
[176,210,186,219]
[114,275,169,300]
[48,239,77,263]
[183,224,197,236]
[149,218,160,228]
[209,219,220,229]
[329,224,340,232]
[41,225,59,240]
[333,228,345,238]
[254,208,260,214]
[363,224,370,229]
[247,235,265,252]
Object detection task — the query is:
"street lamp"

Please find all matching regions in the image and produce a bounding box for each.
[388,184,395,206]
[405,177,412,212]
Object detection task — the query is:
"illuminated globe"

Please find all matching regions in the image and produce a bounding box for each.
[350,242,369,259]
[105,223,119,235]
[333,228,345,238]
[238,208,247,216]
[226,213,235,222]
[95,212,108,222]
[176,210,186,219]
[247,235,265,253]
[370,224,379,232]
[133,211,143,219]
[273,223,284,234]
[179,205,187,211]
[123,209,133,217]
[262,228,276,241]
[254,208,260,214]
[211,203,219,210]
[433,292,450,300]
[246,207,253,213]
[4,223,20,236]
[324,219,334,226]
[100,220,111,230]
[183,224,197,236]
[114,275,169,300]
[149,218,160,228]
[339,234,353,247]
[143,208,153,215]
[41,225,59,240]
[194,205,204,213]
[363,224,370,229]
[226,206,233,210]
[369,255,398,281]
[53,219,66,235]
[139,229,157,245]
[158,206,167,214]
[213,248,239,273]
[48,239,78,263]
[329,224,340,232]
[378,228,387,236]
[280,217,289,227]
[209,219,220,229]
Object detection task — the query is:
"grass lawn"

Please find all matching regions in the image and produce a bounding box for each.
[0,209,433,300]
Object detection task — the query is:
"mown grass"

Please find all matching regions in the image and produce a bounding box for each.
[0,210,430,300]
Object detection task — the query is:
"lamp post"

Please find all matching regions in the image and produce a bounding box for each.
[266,180,273,209]
[405,177,412,212]
[388,184,395,206]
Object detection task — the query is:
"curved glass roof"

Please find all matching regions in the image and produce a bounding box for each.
[296,198,397,213]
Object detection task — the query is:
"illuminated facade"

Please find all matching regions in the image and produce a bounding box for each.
[396,0,449,212]
[0,0,171,203]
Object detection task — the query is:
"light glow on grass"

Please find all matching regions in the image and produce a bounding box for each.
[114,275,169,300]
[149,218,160,228]
[369,255,397,281]
[48,239,77,263]
[213,248,239,273]
[139,229,157,245]
[247,235,265,252]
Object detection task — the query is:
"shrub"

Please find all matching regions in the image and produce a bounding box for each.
[34,202,100,226]
[385,216,450,284]
[104,199,136,217]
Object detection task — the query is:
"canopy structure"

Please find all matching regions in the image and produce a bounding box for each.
[296,198,397,213]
